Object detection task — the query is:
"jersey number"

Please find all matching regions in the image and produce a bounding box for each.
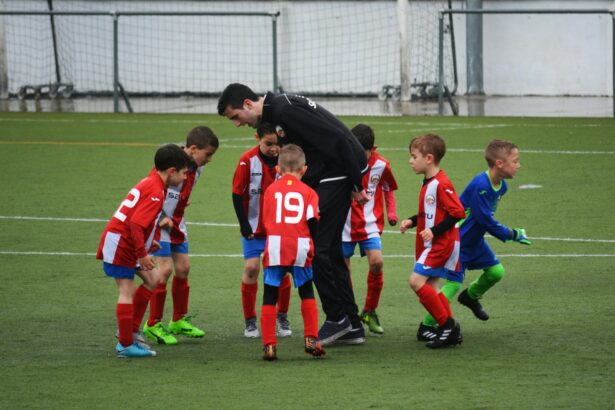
[274,191,304,224]
[113,188,140,222]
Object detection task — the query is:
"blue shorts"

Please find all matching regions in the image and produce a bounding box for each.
[413,262,456,280]
[454,240,501,280]
[264,266,313,288]
[242,237,266,259]
[103,262,137,279]
[152,241,189,257]
[343,236,382,259]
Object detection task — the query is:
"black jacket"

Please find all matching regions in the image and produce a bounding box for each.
[261,92,368,190]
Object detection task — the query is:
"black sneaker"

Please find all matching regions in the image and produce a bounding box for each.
[331,325,366,346]
[317,316,352,346]
[425,317,462,349]
[458,289,490,321]
[416,323,437,341]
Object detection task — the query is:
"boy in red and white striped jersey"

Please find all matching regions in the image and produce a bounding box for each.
[260,144,324,361]
[399,134,466,349]
[342,124,398,336]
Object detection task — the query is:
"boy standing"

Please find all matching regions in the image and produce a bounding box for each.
[232,122,292,338]
[399,134,466,348]
[455,139,531,321]
[260,144,325,361]
[143,127,219,345]
[342,124,398,336]
[96,144,190,358]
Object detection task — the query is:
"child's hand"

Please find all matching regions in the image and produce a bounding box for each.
[419,228,434,242]
[399,219,414,233]
[138,255,156,271]
[388,217,398,226]
[149,240,161,254]
[158,216,173,230]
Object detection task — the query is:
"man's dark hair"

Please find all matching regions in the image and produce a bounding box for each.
[217,83,258,115]
[256,122,277,138]
[351,123,375,151]
[154,144,190,171]
[186,126,219,149]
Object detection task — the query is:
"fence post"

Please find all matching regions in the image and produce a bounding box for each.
[438,13,444,115]
[112,12,119,113]
[612,12,614,118]
[272,13,278,92]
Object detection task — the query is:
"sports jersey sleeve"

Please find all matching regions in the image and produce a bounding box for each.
[232,157,250,196]
[380,162,398,192]
[468,188,511,242]
[437,181,466,220]
[130,185,163,230]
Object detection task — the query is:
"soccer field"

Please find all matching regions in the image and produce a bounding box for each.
[1,112,614,409]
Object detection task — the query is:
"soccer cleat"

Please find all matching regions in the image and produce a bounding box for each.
[425,318,462,349]
[304,337,326,357]
[416,323,437,341]
[115,342,156,358]
[317,316,352,346]
[331,325,366,346]
[115,330,152,351]
[458,289,490,321]
[262,344,278,361]
[276,312,292,337]
[244,317,260,338]
[360,310,384,334]
[143,322,178,345]
[168,316,205,338]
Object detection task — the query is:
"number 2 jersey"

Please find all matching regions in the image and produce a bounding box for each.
[415,170,465,270]
[262,174,319,268]
[152,164,203,244]
[342,150,398,241]
[96,172,166,268]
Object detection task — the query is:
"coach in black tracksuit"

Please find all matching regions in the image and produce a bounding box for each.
[218,84,370,345]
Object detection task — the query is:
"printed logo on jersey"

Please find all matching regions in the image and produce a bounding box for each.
[275,125,286,139]
[370,174,381,185]
[445,188,454,194]
[425,194,436,206]
[151,197,161,202]
[251,172,262,176]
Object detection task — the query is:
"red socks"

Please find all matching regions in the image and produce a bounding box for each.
[260,304,277,346]
[364,271,384,312]
[301,298,319,338]
[241,282,258,319]
[172,276,189,321]
[132,285,153,332]
[277,274,292,314]
[116,303,133,347]
[416,284,448,326]
[147,284,167,326]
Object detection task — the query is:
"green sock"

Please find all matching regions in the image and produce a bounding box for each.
[422,280,462,327]
[467,264,505,299]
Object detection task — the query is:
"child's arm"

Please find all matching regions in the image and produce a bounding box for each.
[383,190,398,226]
[469,191,520,242]
[400,215,418,234]
[232,193,254,239]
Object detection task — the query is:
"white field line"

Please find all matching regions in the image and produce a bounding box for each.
[1,250,613,259]
[2,215,614,244]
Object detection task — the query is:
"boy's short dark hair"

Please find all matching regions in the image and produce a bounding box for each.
[485,139,518,167]
[409,134,446,164]
[217,83,258,115]
[154,144,190,171]
[278,144,305,173]
[257,122,277,138]
[351,124,375,150]
[186,126,219,149]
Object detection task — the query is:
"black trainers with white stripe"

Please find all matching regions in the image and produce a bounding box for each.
[425,318,462,349]
[416,323,437,341]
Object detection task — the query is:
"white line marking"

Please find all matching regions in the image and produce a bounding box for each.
[3,215,614,244]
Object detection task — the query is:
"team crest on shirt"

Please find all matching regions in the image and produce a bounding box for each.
[275,125,286,139]
[425,194,436,205]
[370,174,381,185]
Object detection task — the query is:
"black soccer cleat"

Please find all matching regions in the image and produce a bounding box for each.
[416,323,437,341]
[458,289,490,321]
[425,318,462,349]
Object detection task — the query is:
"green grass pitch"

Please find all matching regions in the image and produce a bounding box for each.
[0,112,614,409]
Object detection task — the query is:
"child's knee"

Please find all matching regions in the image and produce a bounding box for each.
[408,273,424,292]
[485,264,505,283]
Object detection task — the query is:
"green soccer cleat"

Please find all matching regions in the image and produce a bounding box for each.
[168,316,205,338]
[143,322,178,345]
[360,310,384,334]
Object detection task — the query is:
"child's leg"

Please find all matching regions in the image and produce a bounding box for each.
[132,269,157,332]
[410,273,448,326]
[147,256,173,326]
[423,280,462,327]
[363,249,384,312]
[298,280,318,338]
[260,284,279,347]
[116,278,136,347]
[467,264,505,299]
[242,257,260,320]
[276,273,292,314]
[171,253,191,321]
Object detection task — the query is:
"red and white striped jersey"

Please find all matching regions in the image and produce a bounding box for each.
[232,146,278,238]
[151,165,203,244]
[343,151,398,241]
[96,173,166,268]
[415,170,465,270]
[262,175,319,268]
